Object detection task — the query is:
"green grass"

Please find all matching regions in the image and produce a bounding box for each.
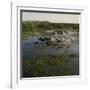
[22,55,76,77]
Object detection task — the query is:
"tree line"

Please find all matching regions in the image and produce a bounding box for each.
[22,21,79,33]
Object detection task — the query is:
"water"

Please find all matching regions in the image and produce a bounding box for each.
[22,36,79,59]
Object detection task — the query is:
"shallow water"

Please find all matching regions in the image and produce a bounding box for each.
[22,36,79,59]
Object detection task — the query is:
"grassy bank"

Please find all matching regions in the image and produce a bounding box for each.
[22,54,79,77]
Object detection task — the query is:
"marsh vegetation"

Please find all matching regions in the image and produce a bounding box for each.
[21,21,79,78]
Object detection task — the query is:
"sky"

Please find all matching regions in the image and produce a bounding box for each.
[22,11,80,24]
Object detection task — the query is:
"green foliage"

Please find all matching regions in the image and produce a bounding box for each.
[22,21,79,32]
[22,55,76,77]
[22,21,79,39]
